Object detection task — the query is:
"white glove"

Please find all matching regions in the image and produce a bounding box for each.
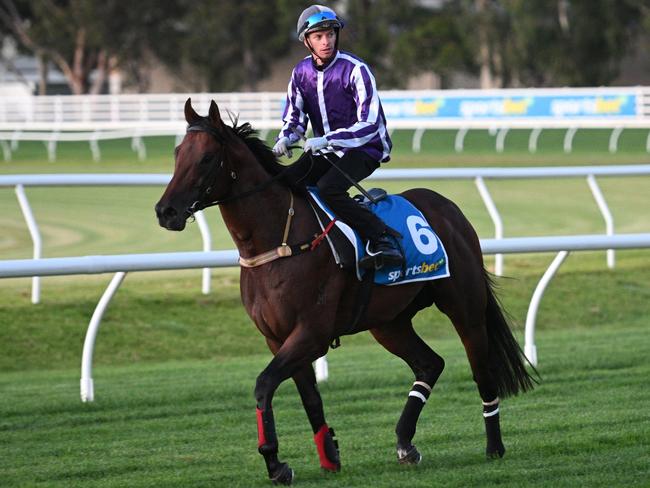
[303,136,329,153]
[272,137,292,158]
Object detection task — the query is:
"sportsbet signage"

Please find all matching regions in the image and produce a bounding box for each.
[381,89,638,120]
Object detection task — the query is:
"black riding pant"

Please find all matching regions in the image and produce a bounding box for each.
[285,150,385,242]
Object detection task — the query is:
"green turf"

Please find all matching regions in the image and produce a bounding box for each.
[1,130,650,486]
[2,128,650,171]
[1,318,649,487]
[1,253,649,372]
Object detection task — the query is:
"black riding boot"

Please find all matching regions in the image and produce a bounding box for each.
[359,232,404,270]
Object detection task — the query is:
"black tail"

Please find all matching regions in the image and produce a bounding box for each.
[484,271,538,397]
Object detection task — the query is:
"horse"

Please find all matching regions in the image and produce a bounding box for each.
[155,99,535,485]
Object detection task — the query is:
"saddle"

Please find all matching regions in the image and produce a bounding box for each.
[307,187,450,286]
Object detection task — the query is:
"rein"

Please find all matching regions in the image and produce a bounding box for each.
[185,123,336,268]
[192,170,288,212]
[186,124,288,213]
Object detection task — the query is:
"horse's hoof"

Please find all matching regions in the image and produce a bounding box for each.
[321,461,341,473]
[486,444,505,459]
[271,463,294,485]
[321,464,341,474]
[397,445,422,465]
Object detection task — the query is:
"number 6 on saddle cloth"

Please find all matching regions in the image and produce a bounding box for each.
[308,187,450,285]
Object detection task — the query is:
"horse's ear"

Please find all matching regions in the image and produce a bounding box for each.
[184,98,201,125]
[208,100,225,130]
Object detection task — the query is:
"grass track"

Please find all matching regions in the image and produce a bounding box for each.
[1,254,650,372]
[1,320,649,487]
[2,130,650,486]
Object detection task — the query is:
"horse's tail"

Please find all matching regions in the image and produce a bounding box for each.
[484,270,538,397]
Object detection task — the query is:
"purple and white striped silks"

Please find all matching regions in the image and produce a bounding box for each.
[279,50,392,163]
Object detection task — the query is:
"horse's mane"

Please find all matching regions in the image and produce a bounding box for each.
[190,114,306,193]
[231,121,287,177]
[229,119,307,194]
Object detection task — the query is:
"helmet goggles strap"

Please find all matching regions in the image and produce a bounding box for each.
[299,10,342,40]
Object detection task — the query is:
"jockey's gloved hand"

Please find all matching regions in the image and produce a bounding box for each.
[304,136,328,153]
[272,137,293,158]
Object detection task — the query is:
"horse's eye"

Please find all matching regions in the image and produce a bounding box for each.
[199,154,215,165]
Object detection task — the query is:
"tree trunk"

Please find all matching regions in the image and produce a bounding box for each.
[242,47,257,91]
[71,28,87,94]
[37,54,48,95]
[89,50,108,95]
[108,55,122,94]
[475,0,495,88]
[46,27,87,94]
[558,0,570,34]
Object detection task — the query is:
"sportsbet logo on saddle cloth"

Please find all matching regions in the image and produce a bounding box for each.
[308,188,450,286]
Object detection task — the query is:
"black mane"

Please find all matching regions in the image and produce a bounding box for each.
[231,121,287,177]
[229,120,307,194]
[190,115,306,193]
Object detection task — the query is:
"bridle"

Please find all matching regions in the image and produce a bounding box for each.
[185,122,288,216]
[181,121,339,271]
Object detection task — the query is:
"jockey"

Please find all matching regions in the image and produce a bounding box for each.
[273,4,403,270]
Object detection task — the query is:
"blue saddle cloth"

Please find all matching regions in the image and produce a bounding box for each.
[308,188,450,286]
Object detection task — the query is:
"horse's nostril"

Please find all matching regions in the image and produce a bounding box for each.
[155,203,177,221]
[163,206,177,219]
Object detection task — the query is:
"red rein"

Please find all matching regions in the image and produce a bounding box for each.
[310,219,337,251]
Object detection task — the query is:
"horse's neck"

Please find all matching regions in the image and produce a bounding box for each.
[219,168,296,258]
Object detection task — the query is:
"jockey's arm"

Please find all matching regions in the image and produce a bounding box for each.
[278,69,309,145]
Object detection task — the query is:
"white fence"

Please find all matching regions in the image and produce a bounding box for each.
[1,166,649,400]
[2,234,650,402]
[2,87,650,160]
[3,164,649,303]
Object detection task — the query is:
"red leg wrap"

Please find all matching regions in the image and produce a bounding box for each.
[256,407,267,448]
[313,424,340,472]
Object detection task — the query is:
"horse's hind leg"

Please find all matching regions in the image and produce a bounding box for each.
[292,365,340,472]
[443,304,506,458]
[370,321,445,464]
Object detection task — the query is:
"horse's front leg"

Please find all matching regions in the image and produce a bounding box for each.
[293,364,340,472]
[255,333,326,485]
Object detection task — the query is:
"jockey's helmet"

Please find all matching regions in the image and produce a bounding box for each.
[297,5,344,42]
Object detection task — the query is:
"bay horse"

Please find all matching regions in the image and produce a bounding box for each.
[155,99,535,485]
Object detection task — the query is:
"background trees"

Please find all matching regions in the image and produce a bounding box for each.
[177,0,305,91]
[0,0,185,94]
[345,0,647,89]
[472,0,645,87]
[1,0,648,94]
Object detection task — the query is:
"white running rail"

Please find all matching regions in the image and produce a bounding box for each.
[2,166,649,398]
[1,234,650,401]
[3,164,649,302]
